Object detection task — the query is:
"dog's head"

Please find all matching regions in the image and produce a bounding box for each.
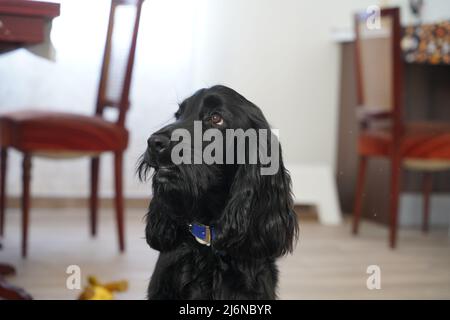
[139,85,298,258]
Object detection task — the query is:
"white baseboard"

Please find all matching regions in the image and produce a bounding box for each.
[287,164,342,225]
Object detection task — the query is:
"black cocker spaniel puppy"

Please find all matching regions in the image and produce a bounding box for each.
[138,85,298,299]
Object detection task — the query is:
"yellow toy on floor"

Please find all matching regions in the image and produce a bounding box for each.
[78,276,128,300]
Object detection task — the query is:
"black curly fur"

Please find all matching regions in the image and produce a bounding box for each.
[138,85,298,299]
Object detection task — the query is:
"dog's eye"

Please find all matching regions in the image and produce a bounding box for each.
[211,114,223,126]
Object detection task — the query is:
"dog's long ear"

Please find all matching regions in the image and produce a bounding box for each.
[213,119,298,259]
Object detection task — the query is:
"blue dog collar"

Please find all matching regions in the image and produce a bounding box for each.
[188,223,215,246]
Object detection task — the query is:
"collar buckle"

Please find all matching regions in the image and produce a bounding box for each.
[188,223,215,246]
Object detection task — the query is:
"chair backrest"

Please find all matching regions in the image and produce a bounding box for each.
[354,7,404,137]
[95,0,144,127]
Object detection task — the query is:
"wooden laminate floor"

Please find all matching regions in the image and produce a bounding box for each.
[1,208,449,299]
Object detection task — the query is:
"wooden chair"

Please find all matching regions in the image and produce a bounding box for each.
[351,7,450,248]
[0,0,145,257]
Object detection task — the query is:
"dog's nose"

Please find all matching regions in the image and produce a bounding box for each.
[148,134,170,154]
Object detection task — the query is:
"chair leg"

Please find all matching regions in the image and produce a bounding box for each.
[352,156,368,235]
[90,157,100,237]
[114,152,125,252]
[389,154,402,249]
[22,154,32,258]
[422,172,432,234]
[0,148,7,237]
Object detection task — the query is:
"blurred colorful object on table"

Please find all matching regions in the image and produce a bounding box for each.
[401,21,450,64]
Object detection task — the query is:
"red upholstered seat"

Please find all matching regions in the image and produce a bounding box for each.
[0,111,128,153]
[358,122,450,159]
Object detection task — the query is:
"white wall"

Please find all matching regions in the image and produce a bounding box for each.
[193,0,376,165]
[1,0,449,199]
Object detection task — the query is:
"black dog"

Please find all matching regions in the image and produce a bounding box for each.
[138,85,298,299]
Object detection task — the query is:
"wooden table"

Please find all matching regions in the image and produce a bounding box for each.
[0,0,60,300]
